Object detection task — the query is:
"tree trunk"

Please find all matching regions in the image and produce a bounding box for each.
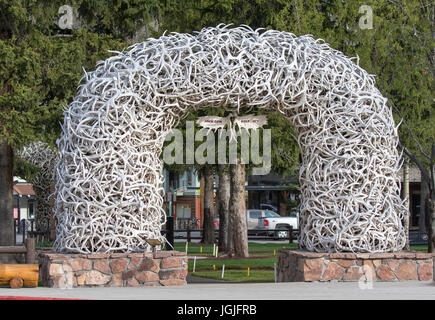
[230,161,249,258]
[0,141,14,246]
[217,164,230,252]
[403,159,410,250]
[426,145,434,252]
[428,197,435,253]
[419,172,429,232]
[430,145,435,253]
[201,166,215,244]
[199,174,204,229]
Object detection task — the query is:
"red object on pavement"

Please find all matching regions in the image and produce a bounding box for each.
[0,296,87,300]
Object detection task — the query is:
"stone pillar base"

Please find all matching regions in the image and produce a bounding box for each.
[277,250,434,282]
[38,251,188,288]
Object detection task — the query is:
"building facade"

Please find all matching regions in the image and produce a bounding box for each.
[13,177,36,232]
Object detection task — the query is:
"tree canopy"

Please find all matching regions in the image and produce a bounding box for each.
[0,0,163,149]
[1,0,432,158]
[161,0,433,164]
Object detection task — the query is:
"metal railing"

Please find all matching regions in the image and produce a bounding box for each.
[14,218,50,245]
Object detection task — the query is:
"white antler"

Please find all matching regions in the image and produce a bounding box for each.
[54,25,406,254]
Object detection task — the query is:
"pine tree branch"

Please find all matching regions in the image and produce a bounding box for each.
[389,101,431,161]
[400,143,431,184]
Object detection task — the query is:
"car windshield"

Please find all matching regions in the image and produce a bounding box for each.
[265,211,280,218]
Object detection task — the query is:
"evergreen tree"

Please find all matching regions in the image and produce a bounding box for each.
[0,0,162,245]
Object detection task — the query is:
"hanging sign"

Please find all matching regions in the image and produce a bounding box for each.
[196,114,267,141]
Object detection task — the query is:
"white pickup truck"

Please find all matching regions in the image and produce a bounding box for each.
[256,211,299,239]
[213,209,299,239]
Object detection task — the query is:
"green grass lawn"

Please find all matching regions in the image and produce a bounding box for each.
[175,242,428,255]
[178,242,292,283]
[410,245,428,252]
[172,241,298,256]
[189,257,278,272]
[36,241,53,247]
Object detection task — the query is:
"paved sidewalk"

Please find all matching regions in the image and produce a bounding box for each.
[0,281,434,300]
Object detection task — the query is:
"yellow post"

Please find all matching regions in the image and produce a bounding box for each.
[247,267,250,277]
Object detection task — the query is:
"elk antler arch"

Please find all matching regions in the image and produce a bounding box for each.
[54,25,406,254]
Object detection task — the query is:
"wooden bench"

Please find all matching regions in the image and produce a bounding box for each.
[0,264,39,288]
[0,238,38,288]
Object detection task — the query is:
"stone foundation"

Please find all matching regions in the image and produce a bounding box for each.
[277,250,434,282]
[38,251,188,288]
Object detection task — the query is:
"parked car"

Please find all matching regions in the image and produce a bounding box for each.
[213,209,284,235]
[257,211,299,239]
